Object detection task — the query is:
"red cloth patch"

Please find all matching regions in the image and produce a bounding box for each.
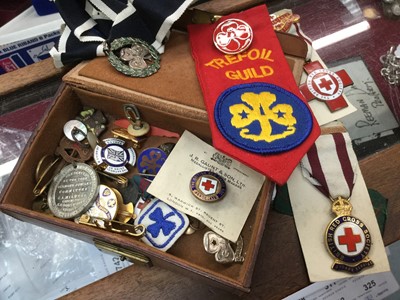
[188,4,320,185]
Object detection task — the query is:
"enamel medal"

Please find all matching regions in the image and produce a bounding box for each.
[301,132,374,274]
[94,138,136,174]
[325,197,373,273]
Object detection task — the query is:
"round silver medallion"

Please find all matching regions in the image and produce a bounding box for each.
[47,163,100,219]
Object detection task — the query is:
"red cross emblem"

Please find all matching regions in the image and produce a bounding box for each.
[199,177,218,195]
[338,227,362,252]
[299,61,353,112]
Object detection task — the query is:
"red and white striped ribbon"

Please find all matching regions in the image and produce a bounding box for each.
[300,132,358,200]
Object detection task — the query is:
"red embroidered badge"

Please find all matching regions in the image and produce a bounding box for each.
[188,5,320,185]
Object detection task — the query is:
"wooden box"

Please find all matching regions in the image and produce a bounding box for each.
[0,30,307,293]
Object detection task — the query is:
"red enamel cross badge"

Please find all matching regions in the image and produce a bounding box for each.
[338,227,362,252]
[200,178,217,194]
[299,61,353,112]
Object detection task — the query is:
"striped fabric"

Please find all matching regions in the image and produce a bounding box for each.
[50,0,194,68]
[300,132,358,200]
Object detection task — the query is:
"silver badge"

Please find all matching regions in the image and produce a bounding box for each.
[203,231,244,264]
[47,163,100,219]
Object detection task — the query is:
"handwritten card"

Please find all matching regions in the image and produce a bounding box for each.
[330,58,399,140]
[147,131,265,242]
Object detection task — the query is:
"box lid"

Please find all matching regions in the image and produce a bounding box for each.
[63,31,308,120]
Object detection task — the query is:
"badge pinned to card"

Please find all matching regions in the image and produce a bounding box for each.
[147,131,265,242]
[299,51,357,126]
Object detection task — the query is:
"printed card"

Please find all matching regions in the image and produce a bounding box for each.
[288,163,390,282]
[147,131,265,242]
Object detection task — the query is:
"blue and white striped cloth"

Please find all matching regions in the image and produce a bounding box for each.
[50,0,194,67]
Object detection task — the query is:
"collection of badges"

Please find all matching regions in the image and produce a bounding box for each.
[189,7,377,275]
[45,2,383,276]
[32,104,244,264]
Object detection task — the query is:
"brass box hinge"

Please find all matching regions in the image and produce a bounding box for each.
[191,9,222,24]
[94,239,152,267]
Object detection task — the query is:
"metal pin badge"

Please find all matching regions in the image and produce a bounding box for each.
[55,136,93,163]
[112,187,135,224]
[76,108,107,137]
[213,18,253,55]
[124,104,150,137]
[104,37,160,78]
[137,147,167,175]
[63,120,87,142]
[190,171,227,202]
[86,184,118,221]
[203,231,244,264]
[94,137,136,174]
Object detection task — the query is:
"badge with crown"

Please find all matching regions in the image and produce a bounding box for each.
[325,196,374,274]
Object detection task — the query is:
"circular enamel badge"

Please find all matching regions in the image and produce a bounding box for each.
[306,69,344,101]
[190,171,227,202]
[213,18,253,55]
[325,215,372,264]
[214,82,312,154]
[94,138,136,174]
[137,147,167,175]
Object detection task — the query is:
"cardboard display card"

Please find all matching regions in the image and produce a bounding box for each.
[288,163,390,282]
[300,49,357,126]
[147,131,265,242]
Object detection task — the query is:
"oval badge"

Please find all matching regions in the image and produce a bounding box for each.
[214,82,313,154]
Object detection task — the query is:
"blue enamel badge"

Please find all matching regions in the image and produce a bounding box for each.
[135,199,189,251]
[214,83,313,154]
[137,147,167,175]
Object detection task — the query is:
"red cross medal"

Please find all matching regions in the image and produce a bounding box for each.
[301,133,373,274]
[190,171,227,202]
[325,197,373,273]
[299,61,353,112]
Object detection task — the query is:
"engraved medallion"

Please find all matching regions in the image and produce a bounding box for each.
[47,163,100,219]
[94,138,136,174]
[86,185,118,220]
[325,197,373,273]
[190,171,226,202]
